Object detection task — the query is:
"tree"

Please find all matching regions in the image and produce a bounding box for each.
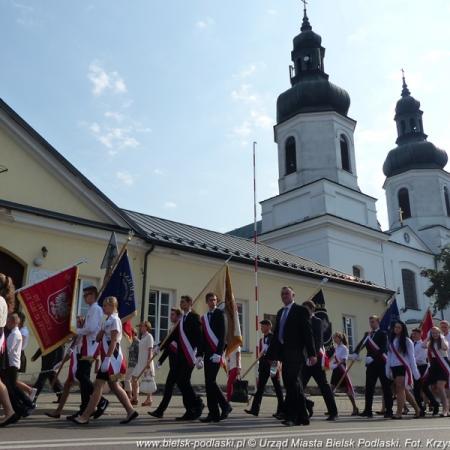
[421,246,450,312]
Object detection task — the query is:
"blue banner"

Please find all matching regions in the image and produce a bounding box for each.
[98,250,136,321]
[379,298,400,332]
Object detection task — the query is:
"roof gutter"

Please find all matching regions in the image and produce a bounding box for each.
[140,244,156,322]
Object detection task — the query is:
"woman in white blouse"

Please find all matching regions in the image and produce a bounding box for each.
[386,320,421,419]
[0,273,18,427]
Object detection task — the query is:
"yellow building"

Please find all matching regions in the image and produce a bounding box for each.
[0,98,393,387]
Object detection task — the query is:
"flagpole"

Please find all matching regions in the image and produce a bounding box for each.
[15,259,88,294]
[253,141,260,388]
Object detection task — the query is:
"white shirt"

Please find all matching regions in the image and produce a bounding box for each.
[430,337,449,358]
[77,302,103,341]
[413,340,428,365]
[20,326,29,350]
[7,326,22,369]
[331,343,349,369]
[103,313,122,343]
[387,337,419,379]
[0,296,7,328]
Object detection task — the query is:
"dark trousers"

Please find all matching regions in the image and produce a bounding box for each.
[2,367,33,415]
[414,364,438,409]
[204,359,228,419]
[250,363,284,414]
[176,360,202,413]
[75,357,94,413]
[34,369,63,397]
[281,358,308,423]
[302,361,338,416]
[364,361,393,414]
[157,365,178,413]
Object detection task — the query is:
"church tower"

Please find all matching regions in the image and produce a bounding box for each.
[383,74,450,253]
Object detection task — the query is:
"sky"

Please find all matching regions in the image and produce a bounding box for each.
[1,0,449,233]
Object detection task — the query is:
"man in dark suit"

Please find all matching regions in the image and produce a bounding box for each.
[245,319,284,417]
[355,315,393,418]
[148,308,182,419]
[266,286,316,427]
[198,292,231,423]
[301,300,338,421]
[170,296,204,421]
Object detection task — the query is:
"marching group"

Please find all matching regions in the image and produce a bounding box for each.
[1,273,450,428]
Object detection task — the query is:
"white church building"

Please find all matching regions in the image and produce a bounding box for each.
[230,8,450,323]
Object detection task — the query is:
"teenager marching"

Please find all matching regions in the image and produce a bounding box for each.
[330,332,358,416]
[199,292,231,423]
[71,296,138,425]
[385,320,421,419]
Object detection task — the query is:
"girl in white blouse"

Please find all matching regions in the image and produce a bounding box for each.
[71,296,138,425]
[330,332,358,415]
[386,320,420,419]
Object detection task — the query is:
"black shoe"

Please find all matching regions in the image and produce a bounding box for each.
[245,409,258,417]
[273,412,285,420]
[306,400,314,418]
[0,413,19,427]
[358,411,373,418]
[433,405,440,416]
[120,410,139,424]
[375,411,385,415]
[220,405,232,420]
[66,412,80,421]
[93,398,109,420]
[326,415,337,421]
[297,418,310,426]
[148,410,163,419]
[384,412,393,419]
[200,415,220,423]
[282,419,296,427]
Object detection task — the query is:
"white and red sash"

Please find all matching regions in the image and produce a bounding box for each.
[169,341,178,354]
[429,344,450,386]
[100,335,126,380]
[333,355,355,396]
[0,329,5,355]
[366,335,387,363]
[179,320,197,368]
[318,347,330,370]
[78,335,100,360]
[201,313,219,353]
[389,343,413,388]
[67,350,78,383]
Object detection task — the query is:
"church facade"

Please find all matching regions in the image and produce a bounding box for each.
[231,9,450,324]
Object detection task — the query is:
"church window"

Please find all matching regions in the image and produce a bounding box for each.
[410,118,417,133]
[285,136,297,175]
[340,135,351,173]
[444,187,450,217]
[401,269,419,310]
[352,265,363,279]
[398,188,411,219]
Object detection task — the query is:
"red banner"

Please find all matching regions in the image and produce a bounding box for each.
[18,266,78,355]
[421,309,434,341]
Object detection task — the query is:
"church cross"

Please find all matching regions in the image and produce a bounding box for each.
[301,0,308,13]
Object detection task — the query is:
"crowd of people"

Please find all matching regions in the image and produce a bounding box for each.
[1,272,450,428]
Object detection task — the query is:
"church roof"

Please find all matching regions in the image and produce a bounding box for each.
[124,209,392,294]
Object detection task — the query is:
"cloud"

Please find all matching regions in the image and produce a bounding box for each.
[104,111,124,122]
[116,171,135,186]
[196,17,215,29]
[88,62,127,96]
[164,201,177,209]
[232,121,252,139]
[234,64,257,79]
[89,123,140,153]
[231,84,259,103]
[13,1,35,26]
[250,110,273,129]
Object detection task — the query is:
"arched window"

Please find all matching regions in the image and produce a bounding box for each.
[352,265,363,279]
[398,188,412,219]
[444,187,450,217]
[285,136,297,175]
[410,118,417,133]
[401,269,418,310]
[400,120,406,134]
[340,135,351,173]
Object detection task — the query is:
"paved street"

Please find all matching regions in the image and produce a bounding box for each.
[1,392,450,450]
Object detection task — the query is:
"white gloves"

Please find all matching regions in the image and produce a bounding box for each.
[348,353,359,361]
[195,356,204,369]
[101,356,111,372]
[365,356,374,366]
[262,344,269,354]
[210,354,222,364]
[156,362,161,370]
[153,345,160,355]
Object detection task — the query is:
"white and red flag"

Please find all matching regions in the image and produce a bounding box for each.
[18,266,78,355]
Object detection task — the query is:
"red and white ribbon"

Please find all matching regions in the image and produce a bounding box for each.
[201,314,219,353]
[389,343,413,388]
[179,320,197,368]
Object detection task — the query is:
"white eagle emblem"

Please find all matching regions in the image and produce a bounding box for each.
[48,287,70,324]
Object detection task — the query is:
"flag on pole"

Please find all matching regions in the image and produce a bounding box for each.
[98,249,136,338]
[420,308,434,340]
[18,266,78,355]
[379,298,400,332]
[193,264,243,357]
[311,289,332,369]
[100,232,119,273]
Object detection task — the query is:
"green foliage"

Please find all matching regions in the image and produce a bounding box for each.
[421,246,450,311]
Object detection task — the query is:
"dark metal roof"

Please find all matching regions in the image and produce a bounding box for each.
[124,209,392,295]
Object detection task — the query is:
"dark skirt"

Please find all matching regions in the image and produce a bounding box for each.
[391,365,406,378]
[427,359,449,384]
[19,351,27,373]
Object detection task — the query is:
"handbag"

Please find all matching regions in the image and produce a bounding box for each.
[140,372,157,394]
[231,379,249,403]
